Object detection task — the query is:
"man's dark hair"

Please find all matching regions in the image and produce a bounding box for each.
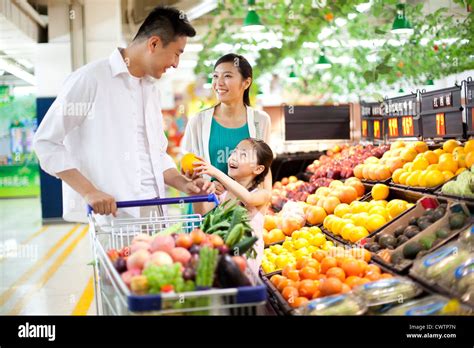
[133,6,196,45]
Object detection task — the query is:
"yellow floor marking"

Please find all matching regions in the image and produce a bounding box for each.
[8,225,89,315]
[0,224,81,307]
[72,275,94,315]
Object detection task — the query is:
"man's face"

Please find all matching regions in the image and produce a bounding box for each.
[146,35,187,79]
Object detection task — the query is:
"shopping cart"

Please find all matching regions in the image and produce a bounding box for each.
[88,194,267,315]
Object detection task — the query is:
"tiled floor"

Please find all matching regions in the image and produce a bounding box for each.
[0,198,95,315]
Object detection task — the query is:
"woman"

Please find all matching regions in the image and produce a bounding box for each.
[182,53,272,194]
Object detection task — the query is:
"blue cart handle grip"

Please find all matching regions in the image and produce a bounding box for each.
[87,193,219,215]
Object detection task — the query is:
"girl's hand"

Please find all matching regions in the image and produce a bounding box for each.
[193,160,219,178]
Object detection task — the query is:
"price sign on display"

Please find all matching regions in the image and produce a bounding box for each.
[362,120,368,137]
[401,116,414,136]
[373,120,381,139]
[388,118,399,137]
[436,113,446,136]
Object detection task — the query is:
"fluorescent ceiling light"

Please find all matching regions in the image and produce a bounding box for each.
[0,58,36,85]
[187,0,218,21]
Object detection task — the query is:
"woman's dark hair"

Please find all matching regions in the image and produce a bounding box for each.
[214,53,253,106]
[133,6,196,45]
[244,138,273,190]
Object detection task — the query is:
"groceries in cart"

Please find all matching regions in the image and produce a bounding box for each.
[105,200,259,297]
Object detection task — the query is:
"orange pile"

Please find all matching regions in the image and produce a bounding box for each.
[269,247,393,308]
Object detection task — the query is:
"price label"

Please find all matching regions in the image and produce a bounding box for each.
[436,113,446,136]
[373,120,381,139]
[402,116,414,136]
[362,120,368,137]
[433,93,453,109]
[388,118,399,137]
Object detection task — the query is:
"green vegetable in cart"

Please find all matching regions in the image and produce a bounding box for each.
[143,263,194,294]
[232,236,258,256]
[195,246,219,288]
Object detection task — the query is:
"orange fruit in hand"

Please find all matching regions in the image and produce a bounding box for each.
[300,266,319,280]
[319,277,343,296]
[181,153,200,174]
[321,256,338,274]
[290,297,309,308]
[298,279,319,299]
[282,286,299,301]
[325,267,346,282]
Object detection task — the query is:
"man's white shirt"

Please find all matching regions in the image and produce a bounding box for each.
[34,48,175,222]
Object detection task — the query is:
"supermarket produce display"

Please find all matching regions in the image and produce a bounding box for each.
[94,83,474,316]
[257,83,474,316]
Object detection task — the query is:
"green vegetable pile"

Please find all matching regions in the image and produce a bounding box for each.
[441,168,474,198]
[196,247,219,288]
[201,200,258,258]
[143,263,195,294]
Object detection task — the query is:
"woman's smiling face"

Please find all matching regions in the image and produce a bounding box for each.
[212,62,251,104]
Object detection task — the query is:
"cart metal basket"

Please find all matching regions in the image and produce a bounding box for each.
[88,194,267,315]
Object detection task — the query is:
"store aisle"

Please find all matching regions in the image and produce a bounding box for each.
[0,198,96,315]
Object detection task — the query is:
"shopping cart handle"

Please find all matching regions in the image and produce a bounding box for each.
[87,194,219,215]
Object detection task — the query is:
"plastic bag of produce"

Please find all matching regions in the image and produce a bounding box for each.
[410,241,471,282]
[295,293,367,316]
[384,295,472,316]
[353,277,422,307]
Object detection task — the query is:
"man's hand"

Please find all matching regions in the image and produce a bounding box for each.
[84,189,117,216]
[184,178,216,195]
[214,181,225,196]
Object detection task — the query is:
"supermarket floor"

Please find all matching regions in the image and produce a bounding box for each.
[0,197,96,315]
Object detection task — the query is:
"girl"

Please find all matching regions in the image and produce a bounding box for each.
[181,53,272,192]
[193,138,273,275]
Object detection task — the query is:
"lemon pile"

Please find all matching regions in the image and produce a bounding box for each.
[392,139,474,188]
[261,226,334,274]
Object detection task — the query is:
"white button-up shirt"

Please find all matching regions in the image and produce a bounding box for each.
[33,48,176,222]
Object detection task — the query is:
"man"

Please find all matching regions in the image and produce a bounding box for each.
[34,6,212,222]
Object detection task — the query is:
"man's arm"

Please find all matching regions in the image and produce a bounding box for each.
[163,168,214,195]
[57,169,117,216]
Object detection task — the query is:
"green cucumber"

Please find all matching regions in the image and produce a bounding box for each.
[232,236,258,256]
[225,224,244,247]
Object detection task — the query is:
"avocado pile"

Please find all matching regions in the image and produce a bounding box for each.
[364,204,468,265]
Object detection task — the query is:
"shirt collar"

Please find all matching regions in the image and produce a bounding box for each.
[109,48,157,86]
